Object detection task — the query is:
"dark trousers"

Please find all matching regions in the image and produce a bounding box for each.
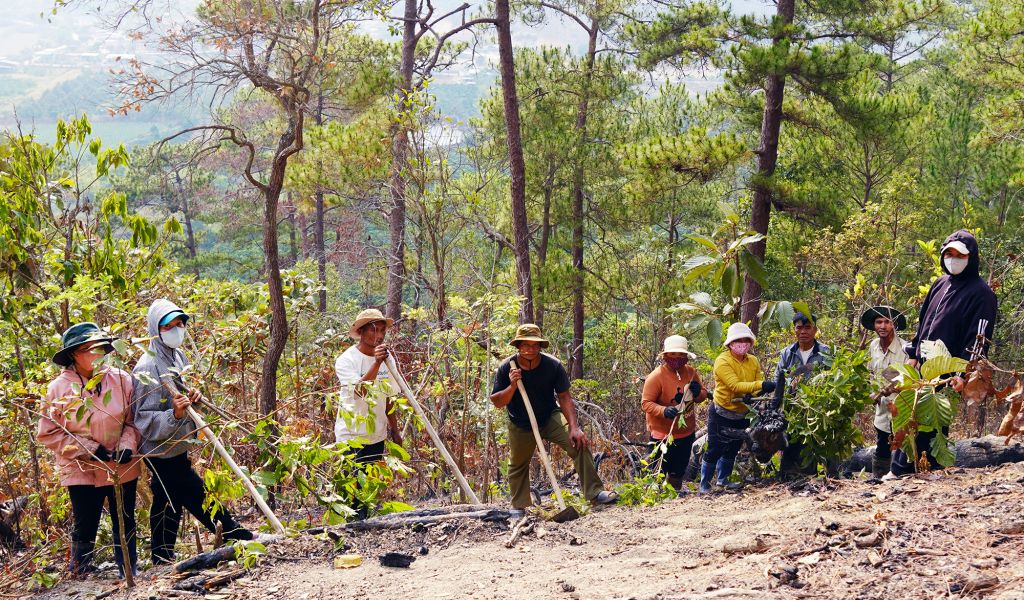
[68,479,137,574]
[703,409,749,466]
[649,433,696,478]
[351,440,387,519]
[891,427,948,476]
[146,454,248,564]
[355,440,386,463]
[875,427,892,463]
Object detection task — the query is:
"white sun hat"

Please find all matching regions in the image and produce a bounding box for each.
[723,322,756,347]
[661,335,696,359]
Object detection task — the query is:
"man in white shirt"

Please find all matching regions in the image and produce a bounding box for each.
[334,309,404,463]
[861,306,908,479]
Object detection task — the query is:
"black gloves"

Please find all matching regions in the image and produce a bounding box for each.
[664,406,680,420]
[93,445,112,461]
[115,449,133,465]
[761,380,777,395]
[671,388,684,405]
[688,380,701,398]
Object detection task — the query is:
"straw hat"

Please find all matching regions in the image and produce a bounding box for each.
[348,308,394,340]
[510,323,549,348]
[723,322,756,347]
[660,335,696,359]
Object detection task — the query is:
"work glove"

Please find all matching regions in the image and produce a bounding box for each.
[664,406,680,420]
[671,388,684,405]
[761,380,777,395]
[115,449,133,465]
[93,445,112,462]
[688,380,701,398]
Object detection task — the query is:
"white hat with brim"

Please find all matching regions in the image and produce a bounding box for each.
[349,309,394,340]
[723,322,756,347]
[660,335,696,359]
[940,240,969,256]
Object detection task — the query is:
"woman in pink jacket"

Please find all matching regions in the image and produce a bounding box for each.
[37,322,140,577]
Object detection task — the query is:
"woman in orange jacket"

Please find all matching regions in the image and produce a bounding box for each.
[641,335,708,492]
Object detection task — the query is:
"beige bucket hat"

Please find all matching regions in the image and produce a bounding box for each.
[349,308,394,340]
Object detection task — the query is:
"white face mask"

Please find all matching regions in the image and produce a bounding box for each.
[944,256,968,276]
[160,326,186,349]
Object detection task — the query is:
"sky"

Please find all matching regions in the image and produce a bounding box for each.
[0,0,774,143]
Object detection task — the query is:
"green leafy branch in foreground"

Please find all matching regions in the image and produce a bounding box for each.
[889,351,968,469]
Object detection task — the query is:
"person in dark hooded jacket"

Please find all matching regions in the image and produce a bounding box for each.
[133,300,253,565]
[891,230,997,476]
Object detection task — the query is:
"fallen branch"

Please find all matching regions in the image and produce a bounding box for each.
[173,545,238,573]
[340,509,511,532]
[505,516,536,548]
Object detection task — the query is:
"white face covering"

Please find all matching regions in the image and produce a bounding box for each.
[944,256,968,276]
[161,326,186,349]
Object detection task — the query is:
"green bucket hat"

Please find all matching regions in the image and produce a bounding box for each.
[52,322,115,367]
[510,324,549,348]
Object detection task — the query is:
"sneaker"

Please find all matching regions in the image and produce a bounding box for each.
[718,481,743,492]
[508,508,526,519]
[592,490,618,505]
[881,471,898,481]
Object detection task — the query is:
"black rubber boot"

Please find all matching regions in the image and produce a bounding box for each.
[220,517,254,541]
[68,540,97,576]
[871,456,889,480]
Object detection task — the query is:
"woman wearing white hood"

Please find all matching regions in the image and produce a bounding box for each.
[133,299,252,565]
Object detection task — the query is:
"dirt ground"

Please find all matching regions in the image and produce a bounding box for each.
[26,461,1024,600]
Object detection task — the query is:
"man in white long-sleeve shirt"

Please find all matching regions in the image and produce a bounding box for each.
[334,309,403,461]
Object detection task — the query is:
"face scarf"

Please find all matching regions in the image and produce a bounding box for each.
[944,256,968,276]
[729,341,752,358]
[160,326,187,349]
[664,357,688,370]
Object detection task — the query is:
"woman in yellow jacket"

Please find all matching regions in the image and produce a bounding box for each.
[700,323,776,493]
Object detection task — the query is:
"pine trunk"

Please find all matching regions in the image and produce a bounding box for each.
[739,0,795,331]
[496,0,534,324]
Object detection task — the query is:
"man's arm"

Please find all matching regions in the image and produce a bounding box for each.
[385,397,403,446]
[557,390,590,450]
[489,363,519,408]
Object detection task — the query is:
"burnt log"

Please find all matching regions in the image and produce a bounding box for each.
[0,496,28,550]
[841,435,1024,475]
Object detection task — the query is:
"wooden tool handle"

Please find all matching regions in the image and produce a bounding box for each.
[510,360,566,511]
[387,356,481,504]
[186,406,286,534]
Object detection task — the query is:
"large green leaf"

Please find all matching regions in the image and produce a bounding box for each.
[792,301,813,323]
[706,318,723,348]
[686,234,718,252]
[916,392,939,429]
[774,301,795,329]
[683,261,717,285]
[892,389,915,432]
[930,431,956,467]
[920,356,968,381]
[690,291,714,309]
[686,314,711,332]
[721,263,738,298]
[682,255,716,272]
[933,393,956,426]
[738,247,769,287]
[919,339,952,361]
